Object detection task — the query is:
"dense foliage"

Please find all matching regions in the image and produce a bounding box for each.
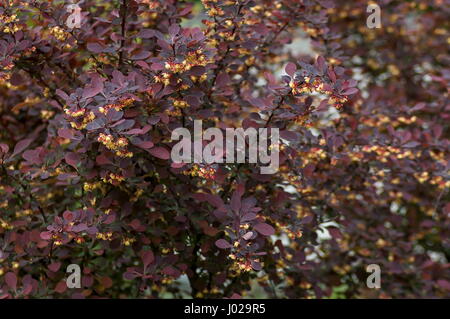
[0,0,448,298]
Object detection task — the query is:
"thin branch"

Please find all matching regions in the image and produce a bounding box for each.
[118,0,128,71]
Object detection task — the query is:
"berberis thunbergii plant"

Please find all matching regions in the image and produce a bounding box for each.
[0,0,449,299]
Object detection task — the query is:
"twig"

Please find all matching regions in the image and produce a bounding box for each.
[118,0,128,71]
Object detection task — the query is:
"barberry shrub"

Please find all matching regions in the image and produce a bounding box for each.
[0,0,449,299]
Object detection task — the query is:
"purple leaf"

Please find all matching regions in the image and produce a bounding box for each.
[280,130,299,141]
[83,74,104,99]
[168,24,180,36]
[123,271,139,280]
[124,125,151,135]
[241,213,257,222]
[285,62,297,76]
[215,239,232,249]
[22,149,41,164]
[40,231,52,240]
[112,119,135,132]
[5,272,17,290]
[242,231,253,240]
[57,128,74,139]
[148,147,170,160]
[216,72,230,88]
[63,211,75,221]
[437,280,450,291]
[48,262,61,272]
[254,223,275,236]
[328,227,343,239]
[0,143,9,154]
[141,250,155,269]
[11,138,32,158]
[230,190,241,213]
[86,118,105,131]
[131,50,151,60]
[251,260,262,271]
[55,89,69,101]
[138,29,155,38]
[316,56,326,72]
[342,87,358,95]
[162,265,180,277]
[65,152,81,169]
[301,215,314,224]
[327,67,337,82]
[72,223,88,232]
[96,154,112,165]
[135,140,154,149]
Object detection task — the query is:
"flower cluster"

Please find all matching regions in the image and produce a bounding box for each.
[184,164,217,180]
[97,134,133,158]
[101,172,125,185]
[0,13,20,33]
[50,26,70,41]
[98,97,135,114]
[64,108,96,130]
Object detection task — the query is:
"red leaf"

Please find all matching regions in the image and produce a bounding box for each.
[437,280,450,291]
[0,143,9,154]
[124,125,151,135]
[5,272,17,290]
[96,154,112,165]
[65,152,80,169]
[100,277,113,289]
[148,146,170,160]
[150,63,164,71]
[40,231,52,240]
[162,265,180,277]
[135,61,150,70]
[22,284,33,296]
[193,193,225,208]
[230,190,241,213]
[141,250,155,268]
[177,5,193,17]
[171,162,186,168]
[443,203,450,215]
[135,140,154,149]
[328,227,343,239]
[63,210,75,221]
[55,281,67,293]
[48,262,61,272]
